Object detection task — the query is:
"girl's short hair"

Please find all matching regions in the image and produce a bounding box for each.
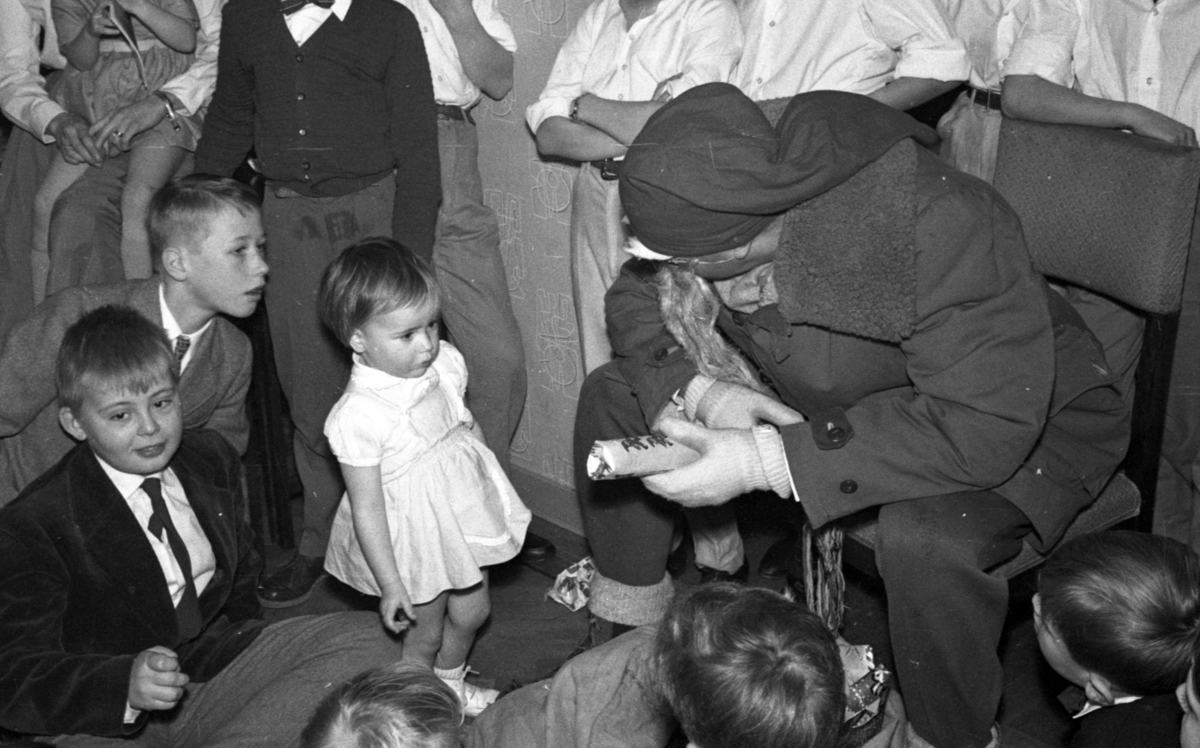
[1039,530,1200,695]
[300,662,463,748]
[654,584,846,748]
[318,237,440,347]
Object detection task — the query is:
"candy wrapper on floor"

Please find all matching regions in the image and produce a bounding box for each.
[546,556,596,611]
[587,435,700,480]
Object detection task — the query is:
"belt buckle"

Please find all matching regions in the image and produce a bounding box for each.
[598,159,619,181]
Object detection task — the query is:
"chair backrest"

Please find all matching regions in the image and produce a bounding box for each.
[993,117,1200,531]
[993,118,1200,315]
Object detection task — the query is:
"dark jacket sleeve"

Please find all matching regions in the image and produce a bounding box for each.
[605,259,698,425]
[194,3,255,177]
[0,522,139,737]
[385,3,439,262]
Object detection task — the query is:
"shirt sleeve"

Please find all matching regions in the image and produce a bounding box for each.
[0,0,65,140]
[655,0,743,100]
[1002,0,1079,86]
[525,2,603,134]
[193,1,253,176]
[863,0,970,83]
[158,0,223,115]
[325,396,387,467]
[473,0,516,52]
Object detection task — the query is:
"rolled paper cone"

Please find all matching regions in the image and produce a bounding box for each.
[588,434,701,479]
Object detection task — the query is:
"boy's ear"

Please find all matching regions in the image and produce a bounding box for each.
[59,406,88,442]
[1084,673,1119,707]
[160,245,189,282]
[348,329,367,355]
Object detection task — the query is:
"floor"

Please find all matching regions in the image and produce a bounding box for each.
[262,490,1078,747]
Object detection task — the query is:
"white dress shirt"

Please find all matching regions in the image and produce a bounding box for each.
[943,0,1030,91]
[525,0,743,134]
[397,0,516,107]
[96,460,217,607]
[0,0,65,140]
[284,0,351,45]
[732,0,969,102]
[159,0,225,116]
[159,284,211,374]
[1005,0,1200,128]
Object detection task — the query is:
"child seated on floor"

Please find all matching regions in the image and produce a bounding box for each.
[1034,530,1200,748]
[300,661,465,748]
[468,583,903,748]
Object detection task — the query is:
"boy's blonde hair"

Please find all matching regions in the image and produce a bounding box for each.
[318,237,440,348]
[300,662,463,748]
[55,305,177,412]
[146,174,262,268]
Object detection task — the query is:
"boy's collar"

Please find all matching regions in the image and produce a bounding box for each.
[1061,685,1142,719]
[93,451,176,501]
[160,282,213,340]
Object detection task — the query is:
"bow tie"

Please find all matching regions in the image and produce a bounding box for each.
[281,0,334,15]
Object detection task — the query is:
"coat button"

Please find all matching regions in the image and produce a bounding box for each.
[653,347,668,361]
[827,426,846,443]
[840,480,857,494]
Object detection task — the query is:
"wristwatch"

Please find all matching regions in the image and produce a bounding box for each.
[153,91,182,132]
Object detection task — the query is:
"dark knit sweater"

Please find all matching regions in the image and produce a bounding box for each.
[195,0,439,256]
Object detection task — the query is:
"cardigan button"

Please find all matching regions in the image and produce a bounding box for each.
[298,128,307,136]
[301,161,310,170]
[295,53,303,62]
[296,92,305,101]
[839,480,857,494]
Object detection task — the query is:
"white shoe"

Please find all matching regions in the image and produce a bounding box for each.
[435,664,499,718]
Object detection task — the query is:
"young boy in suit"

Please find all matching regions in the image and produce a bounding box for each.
[0,174,268,507]
[195,0,440,607]
[0,306,398,744]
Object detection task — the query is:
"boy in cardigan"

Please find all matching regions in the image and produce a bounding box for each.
[195,0,440,607]
[0,174,267,507]
[0,306,397,744]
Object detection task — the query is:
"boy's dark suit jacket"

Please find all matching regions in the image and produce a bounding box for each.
[0,430,266,738]
[0,277,253,507]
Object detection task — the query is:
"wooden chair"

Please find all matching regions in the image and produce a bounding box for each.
[841,118,1200,580]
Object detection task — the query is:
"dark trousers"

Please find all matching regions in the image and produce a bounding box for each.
[575,361,1029,748]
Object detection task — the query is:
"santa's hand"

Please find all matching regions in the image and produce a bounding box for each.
[685,376,804,430]
[642,417,791,506]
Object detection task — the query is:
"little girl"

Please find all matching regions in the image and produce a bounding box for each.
[33,0,200,297]
[317,238,531,718]
[301,662,464,748]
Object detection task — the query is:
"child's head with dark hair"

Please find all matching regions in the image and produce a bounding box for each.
[319,238,442,380]
[1035,530,1200,704]
[300,662,463,748]
[55,306,182,476]
[655,583,846,748]
[1182,646,1200,748]
[149,174,268,321]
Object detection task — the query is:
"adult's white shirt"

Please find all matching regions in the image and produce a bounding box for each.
[943,0,1029,91]
[398,0,517,108]
[1005,0,1200,128]
[733,0,968,102]
[526,0,742,134]
[0,0,65,141]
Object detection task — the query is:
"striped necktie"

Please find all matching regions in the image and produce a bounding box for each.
[172,334,190,371]
[143,478,203,641]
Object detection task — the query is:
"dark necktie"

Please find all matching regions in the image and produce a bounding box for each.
[172,335,190,372]
[143,478,203,641]
[280,0,334,15]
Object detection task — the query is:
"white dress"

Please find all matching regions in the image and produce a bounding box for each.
[323,343,531,605]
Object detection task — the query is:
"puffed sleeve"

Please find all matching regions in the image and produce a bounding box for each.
[325,395,387,467]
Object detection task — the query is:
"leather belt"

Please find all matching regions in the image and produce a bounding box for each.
[967,86,1002,111]
[436,104,475,125]
[589,158,621,181]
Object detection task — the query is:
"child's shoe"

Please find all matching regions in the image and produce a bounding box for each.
[434,663,499,717]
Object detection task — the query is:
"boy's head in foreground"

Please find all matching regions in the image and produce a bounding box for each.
[319,237,442,380]
[1035,531,1200,706]
[56,306,182,477]
[1182,643,1200,748]
[300,661,463,748]
[149,174,269,321]
[655,583,846,748]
